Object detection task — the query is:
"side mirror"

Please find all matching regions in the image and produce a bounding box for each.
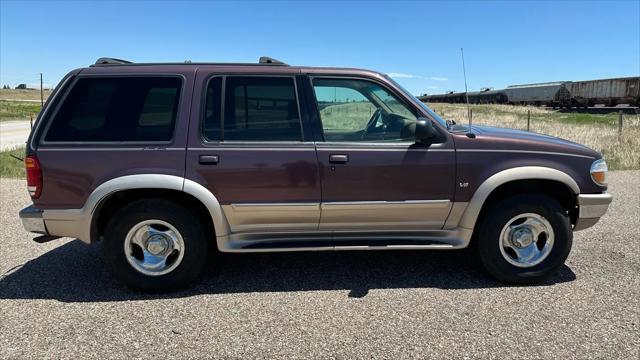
[415,118,437,143]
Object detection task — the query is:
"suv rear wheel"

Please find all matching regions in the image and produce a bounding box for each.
[103,199,208,292]
[477,193,573,284]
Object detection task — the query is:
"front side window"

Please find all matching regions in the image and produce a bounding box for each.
[204,76,302,142]
[312,78,418,142]
[45,77,181,142]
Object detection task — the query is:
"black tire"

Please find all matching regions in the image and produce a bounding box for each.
[103,199,208,292]
[477,193,572,284]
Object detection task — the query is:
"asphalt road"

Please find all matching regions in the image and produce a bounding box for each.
[0,121,31,151]
[1,172,638,359]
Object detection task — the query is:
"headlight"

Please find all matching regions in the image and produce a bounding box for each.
[590,159,608,186]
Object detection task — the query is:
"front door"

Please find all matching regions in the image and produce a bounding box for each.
[186,73,321,234]
[309,77,455,231]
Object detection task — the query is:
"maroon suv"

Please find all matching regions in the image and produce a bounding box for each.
[19,57,612,291]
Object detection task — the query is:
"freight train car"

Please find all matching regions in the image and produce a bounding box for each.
[419,89,507,104]
[569,77,639,107]
[418,76,639,107]
[503,82,571,106]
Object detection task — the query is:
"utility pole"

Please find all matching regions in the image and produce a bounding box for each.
[40,73,44,108]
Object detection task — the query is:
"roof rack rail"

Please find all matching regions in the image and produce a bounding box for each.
[93,57,133,66]
[259,56,288,66]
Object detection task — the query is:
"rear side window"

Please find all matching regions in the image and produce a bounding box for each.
[45,77,181,142]
[203,76,302,142]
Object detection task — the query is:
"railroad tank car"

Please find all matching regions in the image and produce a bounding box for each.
[419,92,459,103]
[419,93,452,103]
[472,89,508,104]
[568,77,639,106]
[419,90,507,104]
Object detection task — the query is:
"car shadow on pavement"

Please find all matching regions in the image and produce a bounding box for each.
[0,239,576,302]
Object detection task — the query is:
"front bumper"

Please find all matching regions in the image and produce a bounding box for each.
[19,205,47,234]
[574,193,613,231]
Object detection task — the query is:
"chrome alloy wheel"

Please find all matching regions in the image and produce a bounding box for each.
[499,213,554,268]
[124,219,185,276]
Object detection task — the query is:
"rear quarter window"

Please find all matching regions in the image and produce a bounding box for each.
[44,76,182,142]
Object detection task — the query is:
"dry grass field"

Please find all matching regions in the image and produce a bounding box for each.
[428,103,640,170]
[0,89,51,101]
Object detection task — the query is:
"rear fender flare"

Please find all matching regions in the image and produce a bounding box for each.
[90,175,231,239]
[46,174,230,243]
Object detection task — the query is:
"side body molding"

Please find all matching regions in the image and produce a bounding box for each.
[458,166,580,230]
[43,174,229,244]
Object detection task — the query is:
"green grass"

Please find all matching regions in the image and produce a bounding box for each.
[0,100,41,121]
[0,147,25,178]
[552,112,620,126]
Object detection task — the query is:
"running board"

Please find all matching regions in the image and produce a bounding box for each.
[243,239,452,251]
[218,228,474,253]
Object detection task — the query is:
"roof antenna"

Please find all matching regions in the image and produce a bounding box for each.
[461,48,475,138]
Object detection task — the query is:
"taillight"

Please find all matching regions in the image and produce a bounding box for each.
[25,155,42,199]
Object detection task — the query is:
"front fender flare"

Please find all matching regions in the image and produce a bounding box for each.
[458,166,580,230]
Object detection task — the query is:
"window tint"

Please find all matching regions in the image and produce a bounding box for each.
[45,77,181,142]
[222,77,301,141]
[203,77,222,141]
[313,78,417,142]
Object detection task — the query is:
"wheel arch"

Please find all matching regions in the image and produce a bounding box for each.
[459,166,580,230]
[87,175,230,243]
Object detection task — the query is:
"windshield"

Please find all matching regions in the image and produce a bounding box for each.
[383,75,448,128]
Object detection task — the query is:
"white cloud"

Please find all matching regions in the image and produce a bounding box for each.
[387,72,416,79]
[387,73,449,82]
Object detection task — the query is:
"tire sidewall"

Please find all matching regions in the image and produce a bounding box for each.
[104,199,208,292]
[478,194,573,283]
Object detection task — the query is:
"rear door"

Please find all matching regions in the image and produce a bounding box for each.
[308,76,456,231]
[186,72,321,234]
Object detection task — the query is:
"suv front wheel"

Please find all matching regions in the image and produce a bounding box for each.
[103,199,208,292]
[477,193,573,284]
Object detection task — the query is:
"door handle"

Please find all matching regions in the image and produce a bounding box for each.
[199,155,219,165]
[329,154,349,164]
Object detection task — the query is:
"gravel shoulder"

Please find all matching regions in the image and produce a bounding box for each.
[1,172,639,359]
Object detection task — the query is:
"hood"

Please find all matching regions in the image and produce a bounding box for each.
[455,124,600,158]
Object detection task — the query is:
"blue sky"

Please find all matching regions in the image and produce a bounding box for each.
[1,1,638,95]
